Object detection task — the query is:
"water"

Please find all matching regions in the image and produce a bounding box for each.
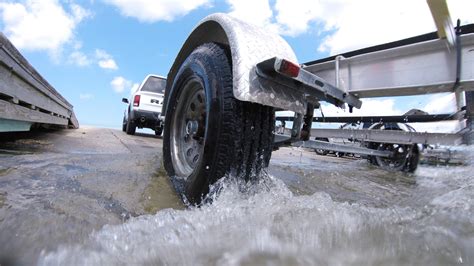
[38,149,474,266]
[1,128,473,265]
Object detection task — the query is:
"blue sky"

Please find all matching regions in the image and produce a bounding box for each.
[0,0,472,131]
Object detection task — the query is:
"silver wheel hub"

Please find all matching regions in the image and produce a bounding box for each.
[170,79,206,178]
[186,120,199,136]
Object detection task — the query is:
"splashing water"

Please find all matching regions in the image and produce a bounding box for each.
[39,163,474,266]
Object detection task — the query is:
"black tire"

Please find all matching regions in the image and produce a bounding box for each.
[122,116,127,132]
[406,144,420,172]
[369,123,420,172]
[374,143,419,172]
[314,138,329,156]
[163,43,274,205]
[155,127,163,136]
[125,115,136,135]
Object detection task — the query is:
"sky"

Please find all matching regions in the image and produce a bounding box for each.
[0,0,472,132]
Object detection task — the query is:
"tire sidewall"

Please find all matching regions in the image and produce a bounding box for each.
[126,114,136,135]
[163,44,231,202]
[122,116,127,132]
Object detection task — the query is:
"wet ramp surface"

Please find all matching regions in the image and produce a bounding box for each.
[1,128,473,265]
[0,128,183,265]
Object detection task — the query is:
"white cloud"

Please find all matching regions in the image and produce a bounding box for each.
[409,121,461,133]
[225,0,473,55]
[69,50,91,67]
[226,0,280,33]
[321,98,402,117]
[277,95,463,133]
[423,93,457,114]
[111,76,132,93]
[0,0,90,54]
[316,0,474,54]
[316,1,429,54]
[98,59,118,70]
[277,99,401,121]
[130,83,140,95]
[66,48,118,69]
[103,0,211,22]
[95,49,118,70]
[320,97,462,133]
[273,0,322,36]
[225,0,321,35]
[408,93,460,133]
[79,93,94,100]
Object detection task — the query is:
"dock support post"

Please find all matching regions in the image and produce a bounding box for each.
[464,91,474,145]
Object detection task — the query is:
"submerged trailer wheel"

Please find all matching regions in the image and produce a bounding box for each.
[368,123,420,172]
[374,143,419,172]
[314,138,329,156]
[163,43,275,204]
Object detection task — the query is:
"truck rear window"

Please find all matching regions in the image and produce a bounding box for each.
[141,76,166,93]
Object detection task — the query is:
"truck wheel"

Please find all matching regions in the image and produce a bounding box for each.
[122,116,127,132]
[155,126,163,136]
[163,43,274,204]
[126,115,136,135]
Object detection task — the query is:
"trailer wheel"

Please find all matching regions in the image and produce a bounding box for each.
[405,144,420,172]
[163,43,274,204]
[374,143,419,172]
[314,138,329,156]
[375,143,410,171]
[367,123,419,172]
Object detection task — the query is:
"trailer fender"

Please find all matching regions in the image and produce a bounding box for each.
[164,13,306,114]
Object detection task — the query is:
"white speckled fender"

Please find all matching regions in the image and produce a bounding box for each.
[165,13,307,114]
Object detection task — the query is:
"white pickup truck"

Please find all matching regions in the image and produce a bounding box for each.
[122,75,166,135]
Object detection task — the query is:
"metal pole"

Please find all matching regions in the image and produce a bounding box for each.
[464,91,474,145]
[301,104,314,141]
[335,55,344,89]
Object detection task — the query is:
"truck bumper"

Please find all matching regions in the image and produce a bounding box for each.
[130,110,162,129]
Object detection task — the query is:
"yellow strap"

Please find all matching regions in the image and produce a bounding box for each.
[426,0,455,45]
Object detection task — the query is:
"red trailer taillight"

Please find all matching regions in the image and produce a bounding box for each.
[133,95,140,107]
[278,59,300,78]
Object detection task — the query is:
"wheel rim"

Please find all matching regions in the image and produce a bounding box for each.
[170,79,206,178]
[377,143,408,169]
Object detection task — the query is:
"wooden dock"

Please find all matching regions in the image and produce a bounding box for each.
[0,33,78,132]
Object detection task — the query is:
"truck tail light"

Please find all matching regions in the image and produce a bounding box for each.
[277,59,300,77]
[133,95,140,107]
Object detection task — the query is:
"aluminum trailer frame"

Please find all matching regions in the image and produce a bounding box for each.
[303,24,474,99]
[267,22,474,169]
[0,33,78,132]
[272,23,474,157]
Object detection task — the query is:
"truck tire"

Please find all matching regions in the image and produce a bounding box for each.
[163,43,274,204]
[122,116,127,132]
[126,115,136,135]
[155,126,163,136]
